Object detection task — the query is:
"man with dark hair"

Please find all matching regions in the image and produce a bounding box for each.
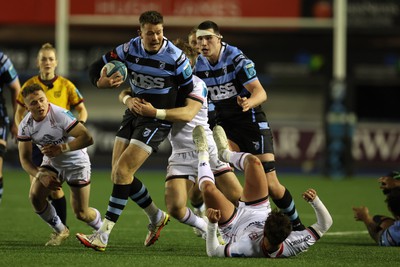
[18,84,101,246]
[15,42,89,229]
[379,171,400,195]
[194,20,305,231]
[264,209,292,246]
[353,185,400,246]
[76,10,194,251]
[193,125,333,258]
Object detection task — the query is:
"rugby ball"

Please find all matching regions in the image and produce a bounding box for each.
[101,60,127,81]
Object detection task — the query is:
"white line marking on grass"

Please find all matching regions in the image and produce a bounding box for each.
[325,230,368,236]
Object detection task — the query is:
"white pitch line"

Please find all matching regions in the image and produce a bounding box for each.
[325,230,368,236]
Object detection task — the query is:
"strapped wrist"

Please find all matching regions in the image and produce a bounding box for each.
[155,109,167,120]
[61,143,71,153]
[122,95,131,105]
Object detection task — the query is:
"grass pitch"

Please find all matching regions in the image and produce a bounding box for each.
[0,169,398,266]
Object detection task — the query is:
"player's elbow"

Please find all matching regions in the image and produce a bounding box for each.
[82,134,94,147]
[180,113,196,123]
[314,214,333,236]
[325,214,333,231]
[87,136,94,146]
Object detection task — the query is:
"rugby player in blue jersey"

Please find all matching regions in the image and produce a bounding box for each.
[76,10,194,251]
[0,52,20,205]
[194,21,304,231]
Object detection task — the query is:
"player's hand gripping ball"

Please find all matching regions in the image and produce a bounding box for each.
[101,60,127,81]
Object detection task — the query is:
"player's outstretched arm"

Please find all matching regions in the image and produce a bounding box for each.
[206,208,225,257]
[303,189,333,236]
[352,206,382,244]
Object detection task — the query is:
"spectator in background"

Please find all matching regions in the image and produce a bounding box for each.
[0,51,21,205]
[17,84,101,246]
[14,43,88,227]
[194,20,304,230]
[353,171,400,246]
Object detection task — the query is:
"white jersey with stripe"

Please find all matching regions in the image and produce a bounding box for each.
[169,75,208,153]
[221,199,271,257]
[207,196,332,258]
[17,103,90,169]
[268,227,319,258]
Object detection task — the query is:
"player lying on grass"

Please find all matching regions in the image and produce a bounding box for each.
[17,84,101,246]
[353,172,400,246]
[193,125,333,257]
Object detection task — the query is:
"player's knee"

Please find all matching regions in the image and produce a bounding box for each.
[49,189,64,199]
[167,205,185,220]
[0,144,6,158]
[202,182,218,198]
[245,154,261,166]
[261,161,276,173]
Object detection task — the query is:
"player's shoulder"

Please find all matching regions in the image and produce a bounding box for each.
[223,43,249,63]
[224,43,243,56]
[161,39,185,61]
[0,52,10,66]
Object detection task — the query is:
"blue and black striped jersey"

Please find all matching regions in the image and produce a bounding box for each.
[104,37,193,110]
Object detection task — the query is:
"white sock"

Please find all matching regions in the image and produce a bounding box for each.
[221,149,233,162]
[198,151,209,162]
[179,207,207,232]
[229,152,251,171]
[198,158,215,190]
[143,203,163,226]
[87,208,102,230]
[37,201,65,233]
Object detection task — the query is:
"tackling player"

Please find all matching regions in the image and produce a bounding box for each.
[129,38,242,240]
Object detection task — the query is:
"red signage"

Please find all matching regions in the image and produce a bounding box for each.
[71,0,300,17]
[1,0,300,25]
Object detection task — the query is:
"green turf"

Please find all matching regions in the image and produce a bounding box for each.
[0,169,398,266]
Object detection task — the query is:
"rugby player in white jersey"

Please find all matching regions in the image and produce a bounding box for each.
[17,84,102,246]
[124,38,242,239]
[192,125,332,258]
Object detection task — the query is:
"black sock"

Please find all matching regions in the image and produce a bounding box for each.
[129,177,152,209]
[49,195,67,225]
[105,184,130,222]
[273,188,305,231]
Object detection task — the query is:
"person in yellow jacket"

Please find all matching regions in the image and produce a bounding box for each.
[15,43,88,229]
